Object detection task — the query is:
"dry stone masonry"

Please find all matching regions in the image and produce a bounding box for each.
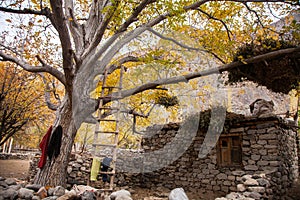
[133,112,299,199]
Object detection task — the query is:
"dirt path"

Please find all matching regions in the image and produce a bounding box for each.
[0,159,30,180]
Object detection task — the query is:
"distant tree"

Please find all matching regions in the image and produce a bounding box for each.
[0,63,54,146]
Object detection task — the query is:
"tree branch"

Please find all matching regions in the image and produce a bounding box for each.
[104,47,300,103]
[39,73,60,111]
[196,8,232,41]
[146,27,226,64]
[147,27,207,51]
[0,51,66,86]
[49,0,74,87]
[83,0,119,59]
[116,0,156,33]
[0,6,50,16]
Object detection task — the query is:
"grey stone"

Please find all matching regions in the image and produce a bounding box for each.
[244,165,259,171]
[43,196,58,200]
[216,173,227,180]
[32,195,41,200]
[48,187,55,196]
[18,188,34,200]
[242,175,252,181]
[232,171,245,176]
[259,133,277,140]
[248,186,265,193]
[258,149,267,156]
[264,145,277,149]
[257,140,267,145]
[244,179,259,186]
[110,189,132,200]
[228,176,235,181]
[57,190,78,200]
[230,127,244,133]
[269,161,280,166]
[67,166,72,174]
[53,186,65,197]
[215,198,227,200]
[237,184,246,192]
[77,158,84,164]
[256,178,270,187]
[226,192,244,199]
[251,154,260,161]
[0,181,8,188]
[5,178,16,186]
[248,192,262,200]
[257,161,268,166]
[25,184,42,192]
[0,188,18,199]
[81,191,96,200]
[223,181,232,186]
[72,163,81,168]
[168,188,188,200]
[9,185,21,191]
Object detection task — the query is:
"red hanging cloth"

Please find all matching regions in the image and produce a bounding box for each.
[38,126,52,169]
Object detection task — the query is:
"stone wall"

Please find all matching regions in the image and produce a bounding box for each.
[0,153,35,160]
[29,154,93,189]
[137,115,299,199]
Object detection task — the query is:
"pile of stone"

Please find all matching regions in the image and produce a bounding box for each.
[0,177,132,200]
[0,176,100,200]
[0,176,190,200]
[215,174,271,200]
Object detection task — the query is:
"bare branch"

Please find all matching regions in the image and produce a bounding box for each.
[0,51,66,85]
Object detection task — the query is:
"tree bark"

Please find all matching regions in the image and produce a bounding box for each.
[34,96,77,187]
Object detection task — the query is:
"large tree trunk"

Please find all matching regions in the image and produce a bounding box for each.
[34,96,78,187]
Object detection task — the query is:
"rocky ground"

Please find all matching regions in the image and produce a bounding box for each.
[0,159,221,199]
[0,159,299,199]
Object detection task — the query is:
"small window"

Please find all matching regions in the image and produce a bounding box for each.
[217,135,242,167]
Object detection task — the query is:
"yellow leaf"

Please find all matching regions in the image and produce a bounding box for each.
[5,19,12,23]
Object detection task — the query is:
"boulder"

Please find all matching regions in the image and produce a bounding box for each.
[0,188,18,199]
[53,186,65,197]
[5,178,16,186]
[168,188,188,200]
[81,190,96,200]
[18,188,34,199]
[110,189,132,200]
[57,190,80,200]
[25,184,42,192]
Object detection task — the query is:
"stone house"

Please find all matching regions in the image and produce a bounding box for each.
[125,109,299,199]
